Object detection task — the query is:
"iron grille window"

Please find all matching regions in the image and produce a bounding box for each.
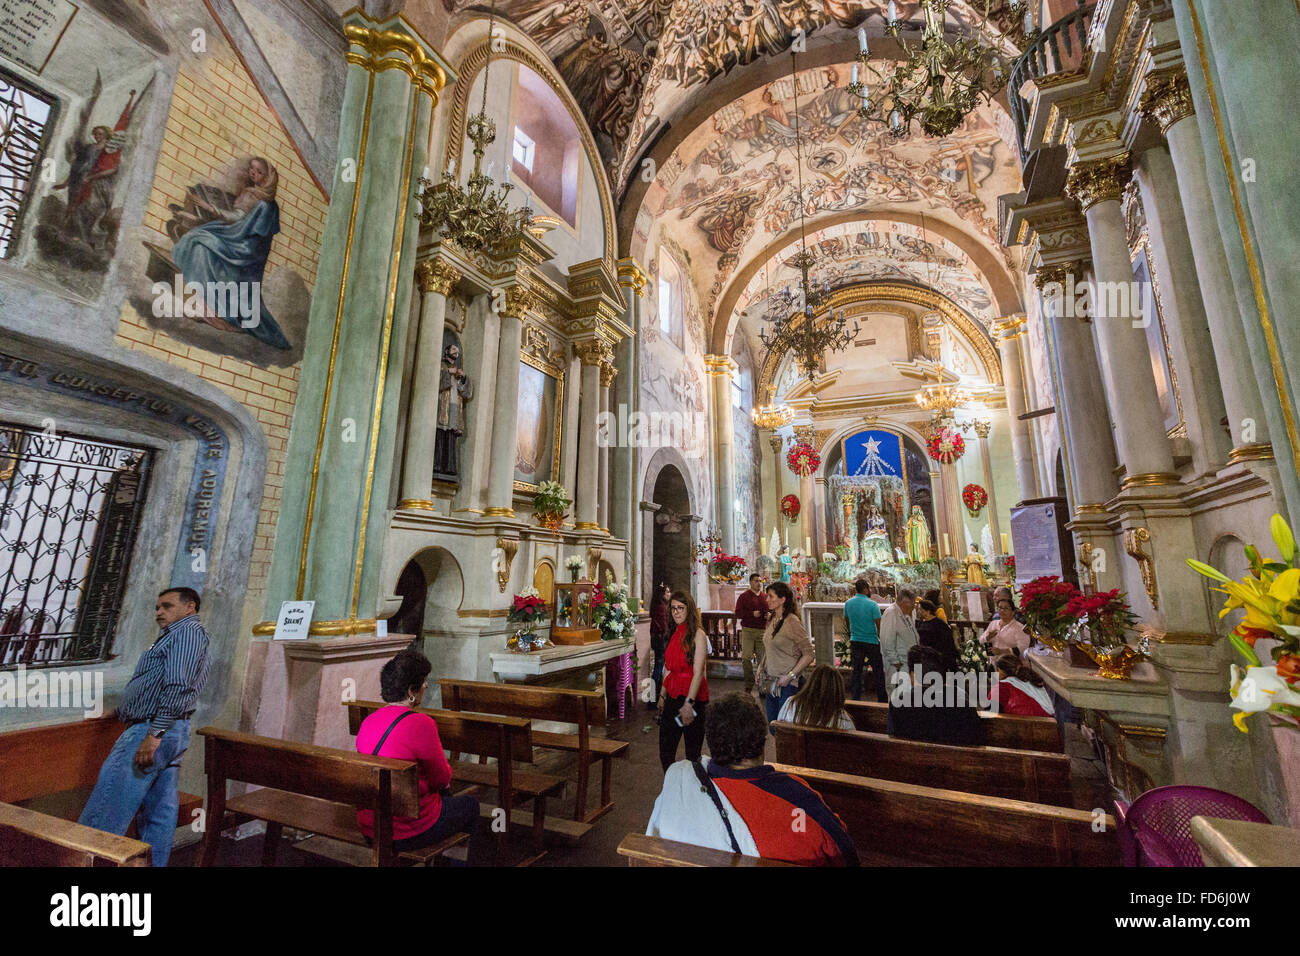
[0,68,58,258]
[0,424,152,669]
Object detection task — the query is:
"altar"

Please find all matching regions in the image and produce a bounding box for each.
[490,637,635,689]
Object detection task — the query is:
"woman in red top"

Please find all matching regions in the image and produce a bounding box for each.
[355,649,481,862]
[992,650,1055,718]
[658,589,709,770]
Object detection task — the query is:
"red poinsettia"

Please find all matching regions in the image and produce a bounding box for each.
[1021,574,1081,640]
[781,494,801,520]
[786,442,821,476]
[509,593,549,626]
[927,429,966,464]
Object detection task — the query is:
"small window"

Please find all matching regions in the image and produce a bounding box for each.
[0,68,58,259]
[657,251,685,350]
[512,126,535,173]
[731,377,742,409]
[658,276,672,336]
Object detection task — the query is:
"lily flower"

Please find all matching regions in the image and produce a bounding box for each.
[1229,664,1300,733]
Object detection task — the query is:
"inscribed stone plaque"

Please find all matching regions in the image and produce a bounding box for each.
[0,0,78,74]
[1010,500,1069,582]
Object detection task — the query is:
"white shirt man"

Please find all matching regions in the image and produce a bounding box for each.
[879,589,919,687]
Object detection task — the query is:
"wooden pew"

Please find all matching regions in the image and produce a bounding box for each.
[0,801,152,867]
[616,833,795,867]
[346,701,571,859]
[0,716,204,834]
[438,678,630,823]
[844,699,1063,753]
[196,726,466,867]
[771,763,1118,866]
[772,721,1075,808]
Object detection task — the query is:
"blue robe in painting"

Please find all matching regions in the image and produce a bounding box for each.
[171,199,291,350]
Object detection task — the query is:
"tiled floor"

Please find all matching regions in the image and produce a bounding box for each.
[171,674,1113,867]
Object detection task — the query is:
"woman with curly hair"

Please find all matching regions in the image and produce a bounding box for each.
[658,589,709,770]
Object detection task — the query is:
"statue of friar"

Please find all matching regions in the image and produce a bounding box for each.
[433,341,472,479]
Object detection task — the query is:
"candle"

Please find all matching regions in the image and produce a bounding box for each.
[943,533,950,556]
[805,536,812,556]
[858,27,868,54]
[761,538,767,556]
[446,157,454,176]
[888,1,897,24]
[851,63,858,85]
[1001,532,1009,554]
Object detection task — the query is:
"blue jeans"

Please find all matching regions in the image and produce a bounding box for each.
[765,681,800,733]
[79,719,190,867]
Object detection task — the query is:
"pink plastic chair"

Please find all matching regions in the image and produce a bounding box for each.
[1113,785,1269,866]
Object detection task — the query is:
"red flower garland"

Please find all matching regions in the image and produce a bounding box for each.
[926,429,966,464]
[781,494,801,520]
[962,482,988,516]
[786,442,821,476]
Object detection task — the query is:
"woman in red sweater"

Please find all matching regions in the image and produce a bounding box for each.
[355,649,480,862]
[658,590,709,770]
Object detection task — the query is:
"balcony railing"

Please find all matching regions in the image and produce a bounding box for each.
[1009,1,1096,161]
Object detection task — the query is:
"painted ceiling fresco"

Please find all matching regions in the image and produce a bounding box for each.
[448,1,1024,184]
[637,61,1021,330]
[734,220,996,336]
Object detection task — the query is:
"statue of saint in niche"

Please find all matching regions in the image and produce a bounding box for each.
[433,341,472,480]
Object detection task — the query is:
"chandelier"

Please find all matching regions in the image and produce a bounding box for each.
[416,0,531,251]
[759,50,860,380]
[847,0,1027,138]
[751,401,794,430]
[914,382,973,414]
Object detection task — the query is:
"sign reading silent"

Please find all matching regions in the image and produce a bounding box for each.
[274,600,315,640]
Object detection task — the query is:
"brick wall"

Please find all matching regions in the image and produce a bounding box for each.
[115,52,328,606]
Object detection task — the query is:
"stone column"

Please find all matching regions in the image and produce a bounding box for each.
[706,355,737,552]
[398,259,461,510]
[991,315,1039,502]
[560,347,580,518]
[485,286,532,517]
[973,420,1002,555]
[1140,70,1274,466]
[615,262,647,584]
[263,11,449,633]
[598,361,616,532]
[769,433,784,525]
[574,339,611,531]
[813,476,827,559]
[1132,147,1230,475]
[1066,154,1179,489]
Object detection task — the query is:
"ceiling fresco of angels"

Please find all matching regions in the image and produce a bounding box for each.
[634,61,1021,331]
[446,1,1023,183]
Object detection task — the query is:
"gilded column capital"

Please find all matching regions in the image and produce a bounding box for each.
[991,314,1028,343]
[703,354,738,377]
[616,258,649,295]
[499,284,535,320]
[575,338,614,368]
[342,10,451,99]
[1065,154,1132,213]
[599,361,618,388]
[973,420,992,440]
[1033,261,1089,290]
[416,259,462,295]
[1139,70,1195,136]
[793,424,817,446]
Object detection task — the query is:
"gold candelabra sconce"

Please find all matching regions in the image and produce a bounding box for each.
[1079,540,1098,593]
[1122,526,1158,610]
[495,536,518,593]
[586,546,603,583]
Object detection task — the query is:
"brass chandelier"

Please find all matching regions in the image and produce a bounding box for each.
[751,401,794,430]
[759,49,860,381]
[417,0,531,251]
[847,0,1028,138]
[914,382,973,414]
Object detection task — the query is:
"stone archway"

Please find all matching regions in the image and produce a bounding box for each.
[640,445,700,606]
[650,465,693,598]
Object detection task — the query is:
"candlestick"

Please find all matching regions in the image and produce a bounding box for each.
[805,536,811,556]
[858,27,868,53]
[943,532,950,557]
[1001,532,1009,554]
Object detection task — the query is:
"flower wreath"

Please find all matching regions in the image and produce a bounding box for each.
[962,483,988,516]
[786,442,821,476]
[927,429,966,464]
[780,494,801,521]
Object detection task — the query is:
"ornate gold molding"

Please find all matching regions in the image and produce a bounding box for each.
[416,258,462,296]
[1139,69,1195,135]
[1122,526,1158,610]
[522,323,564,371]
[1119,472,1181,491]
[1065,154,1132,213]
[397,498,434,511]
[484,506,516,517]
[599,362,617,388]
[616,258,649,294]
[343,15,448,99]
[495,536,518,593]
[1033,260,1089,291]
[252,618,381,637]
[500,285,536,320]
[703,354,738,377]
[793,424,817,445]
[991,313,1028,342]
[1228,443,1275,465]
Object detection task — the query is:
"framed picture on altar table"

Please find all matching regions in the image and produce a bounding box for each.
[513,354,564,491]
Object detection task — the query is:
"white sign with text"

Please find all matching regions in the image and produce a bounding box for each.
[273,600,314,640]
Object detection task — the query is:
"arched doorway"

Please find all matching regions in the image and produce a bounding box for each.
[387,561,427,641]
[651,465,692,596]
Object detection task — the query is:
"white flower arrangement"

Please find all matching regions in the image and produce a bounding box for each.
[518,585,540,599]
[565,556,584,571]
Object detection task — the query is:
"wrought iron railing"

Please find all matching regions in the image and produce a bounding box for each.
[701,610,740,661]
[1008,1,1097,161]
[0,425,152,668]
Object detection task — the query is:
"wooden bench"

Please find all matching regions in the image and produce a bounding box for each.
[196,726,466,867]
[346,701,571,860]
[616,832,795,867]
[771,763,1119,866]
[0,801,152,867]
[438,678,630,823]
[844,700,1063,753]
[0,716,204,836]
[772,721,1075,808]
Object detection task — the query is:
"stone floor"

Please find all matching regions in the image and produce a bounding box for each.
[170,673,1113,867]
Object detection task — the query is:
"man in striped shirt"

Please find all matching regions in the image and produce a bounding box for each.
[79,587,210,866]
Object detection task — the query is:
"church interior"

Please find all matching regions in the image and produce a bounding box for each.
[0,0,1298,884]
